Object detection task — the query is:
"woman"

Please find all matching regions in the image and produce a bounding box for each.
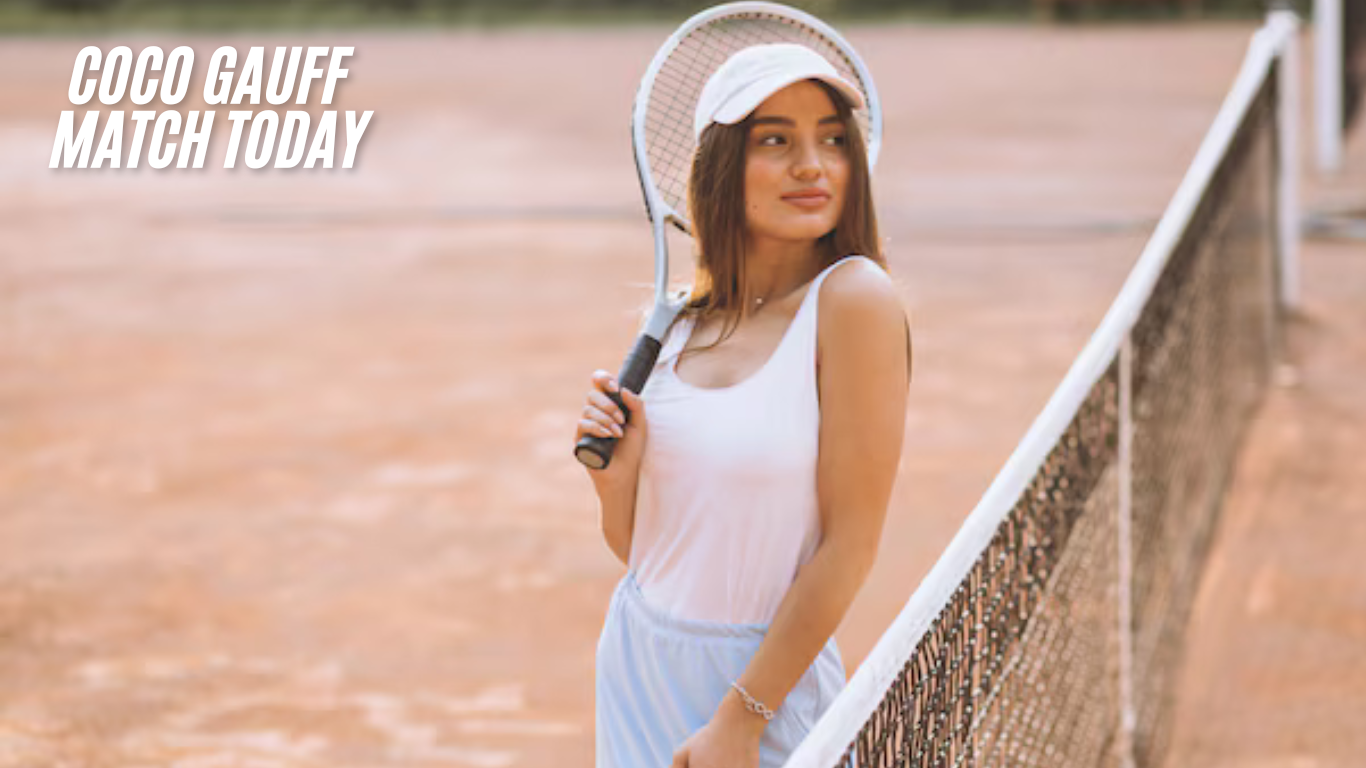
[576,42,910,768]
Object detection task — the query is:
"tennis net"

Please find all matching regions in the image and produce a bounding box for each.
[783,13,1300,768]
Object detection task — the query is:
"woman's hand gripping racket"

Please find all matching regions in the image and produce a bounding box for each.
[573,1,882,470]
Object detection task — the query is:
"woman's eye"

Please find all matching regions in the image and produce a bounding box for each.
[753,133,843,148]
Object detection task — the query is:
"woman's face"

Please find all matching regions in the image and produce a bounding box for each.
[743,80,850,246]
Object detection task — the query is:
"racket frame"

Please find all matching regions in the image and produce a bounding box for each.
[575,0,882,470]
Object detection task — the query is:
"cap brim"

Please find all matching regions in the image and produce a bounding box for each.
[712,71,866,126]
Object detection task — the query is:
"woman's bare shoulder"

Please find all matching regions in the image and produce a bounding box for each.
[818,257,905,328]
[817,256,912,377]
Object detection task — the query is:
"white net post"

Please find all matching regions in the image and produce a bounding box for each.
[1315,0,1345,172]
[1272,8,1302,310]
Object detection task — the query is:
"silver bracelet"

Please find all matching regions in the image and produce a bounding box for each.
[730,681,775,721]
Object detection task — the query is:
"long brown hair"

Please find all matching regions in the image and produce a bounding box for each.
[677,80,884,361]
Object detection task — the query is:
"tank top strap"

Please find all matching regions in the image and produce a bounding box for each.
[656,255,871,369]
[792,254,873,336]
[760,254,871,390]
[657,310,693,366]
[812,255,870,300]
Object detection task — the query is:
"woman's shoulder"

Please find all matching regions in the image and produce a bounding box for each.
[816,255,903,319]
[816,255,913,377]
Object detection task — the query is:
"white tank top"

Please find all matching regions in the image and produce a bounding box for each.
[627,255,869,625]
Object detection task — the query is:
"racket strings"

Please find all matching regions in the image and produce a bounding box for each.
[640,11,874,231]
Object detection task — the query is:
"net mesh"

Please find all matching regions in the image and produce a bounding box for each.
[794,45,1282,768]
[1128,71,1279,768]
[640,10,874,230]
[838,365,1123,768]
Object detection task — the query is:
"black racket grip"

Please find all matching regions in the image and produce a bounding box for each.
[574,333,663,471]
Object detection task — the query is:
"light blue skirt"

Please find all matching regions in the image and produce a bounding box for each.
[595,569,848,768]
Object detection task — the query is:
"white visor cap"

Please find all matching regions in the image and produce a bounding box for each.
[692,43,866,141]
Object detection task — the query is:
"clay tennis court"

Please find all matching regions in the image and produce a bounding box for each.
[1,18,1362,768]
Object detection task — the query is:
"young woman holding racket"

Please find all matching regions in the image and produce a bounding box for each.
[575,37,911,768]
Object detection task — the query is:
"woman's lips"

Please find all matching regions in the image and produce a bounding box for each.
[781,190,831,209]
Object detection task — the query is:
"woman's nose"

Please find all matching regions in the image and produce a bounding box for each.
[790,138,822,179]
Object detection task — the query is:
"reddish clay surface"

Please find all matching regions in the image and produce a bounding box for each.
[0,21,1360,768]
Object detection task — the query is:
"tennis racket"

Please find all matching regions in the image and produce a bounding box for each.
[573,1,883,470]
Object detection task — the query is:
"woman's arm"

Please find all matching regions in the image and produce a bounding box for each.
[578,371,649,568]
[599,481,637,567]
[708,258,911,743]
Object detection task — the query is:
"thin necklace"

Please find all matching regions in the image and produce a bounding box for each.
[751,282,796,311]
[749,265,816,313]
[751,285,787,310]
